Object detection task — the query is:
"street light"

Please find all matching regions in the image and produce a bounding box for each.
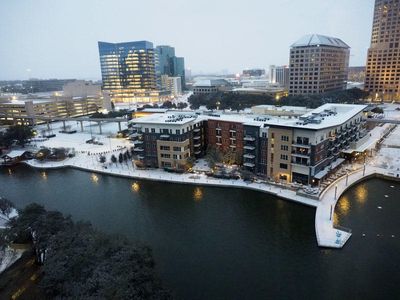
[334,184,338,201]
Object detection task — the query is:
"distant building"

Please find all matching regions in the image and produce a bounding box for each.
[0,95,110,125]
[242,69,265,77]
[347,66,366,82]
[161,75,182,96]
[251,105,311,117]
[289,34,350,95]
[155,46,186,91]
[365,0,400,101]
[192,79,231,95]
[23,79,76,93]
[269,65,290,88]
[63,80,102,98]
[98,40,158,103]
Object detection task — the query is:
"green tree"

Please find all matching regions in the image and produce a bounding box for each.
[0,125,34,147]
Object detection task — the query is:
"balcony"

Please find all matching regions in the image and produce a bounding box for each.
[193,135,201,140]
[244,136,256,142]
[160,134,170,139]
[244,162,255,168]
[193,128,201,133]
[292,143,311,148]
[134,147,144,152]
[243,154,255,159]
[291,161,310,167]
[134,140,143,145]
[194,143,201,148]
[244,145,256,151]
[194,150,201,155]
[291,152,310,158]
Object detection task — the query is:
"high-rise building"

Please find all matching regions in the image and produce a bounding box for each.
[161,75,182,96]
[365,0,400,101]
[155,46,185,91]
[242,69,266,77]
[269,65,290,88]
[98,41,158,103]
[289,34,350,95]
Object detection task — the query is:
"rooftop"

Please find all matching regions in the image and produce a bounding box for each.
[291,34,350,49]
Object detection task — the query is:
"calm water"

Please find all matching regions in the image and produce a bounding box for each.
[1,165,399,299]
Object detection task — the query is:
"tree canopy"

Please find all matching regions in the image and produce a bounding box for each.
[2,203,171,299]
[188,88,369,111]
[0,125,34,147]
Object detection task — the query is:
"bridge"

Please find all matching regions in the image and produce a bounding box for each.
[0,113,128,134]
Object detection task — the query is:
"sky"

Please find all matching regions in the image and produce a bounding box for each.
[0,0,375,80]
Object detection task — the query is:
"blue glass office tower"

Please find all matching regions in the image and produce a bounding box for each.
[155,45,186,90]
[98,41,158,103]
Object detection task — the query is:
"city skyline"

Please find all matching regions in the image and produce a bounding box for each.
[0,0,374,80]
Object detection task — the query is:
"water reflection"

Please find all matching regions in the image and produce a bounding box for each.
[355,184,368,204]
[8,168,12,175]
[337,196,350,216]
[131,182,140,193]
[193,187,203,202]
[90,173,99,184]
[41,171,47,180]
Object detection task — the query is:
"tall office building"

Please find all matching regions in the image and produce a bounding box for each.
[155,46,186,90]
[98,41,158,103]
[269,65,290,88]
[289,34,350,95]
[365,0,400,101]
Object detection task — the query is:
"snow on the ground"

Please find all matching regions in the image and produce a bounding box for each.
[0,247,25,274]
[30,121,132,155]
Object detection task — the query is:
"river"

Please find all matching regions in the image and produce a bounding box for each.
[1,165,399,299]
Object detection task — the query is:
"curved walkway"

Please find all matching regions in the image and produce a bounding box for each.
[316,165,399,248]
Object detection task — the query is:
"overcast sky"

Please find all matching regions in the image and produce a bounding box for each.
[0,0,374,80]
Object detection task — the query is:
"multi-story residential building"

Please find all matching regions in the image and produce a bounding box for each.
[130,104,367,184]
[365,0,400,101]
[155,46,186,91]
[98,41,158,103]
[130,113,206,169]
[269,65,290,88]
[289,34,350,95]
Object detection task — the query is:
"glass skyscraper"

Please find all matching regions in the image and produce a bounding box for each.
[98,40,158,103]
[155,45,186,91]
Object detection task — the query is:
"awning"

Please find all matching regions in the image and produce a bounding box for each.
[314,158,345,180]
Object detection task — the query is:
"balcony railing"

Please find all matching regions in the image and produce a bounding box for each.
[244,136,256,142]
[244,145,256,150]
[244,162,255,168]
[193,128,201,133]
[243,154,255,159]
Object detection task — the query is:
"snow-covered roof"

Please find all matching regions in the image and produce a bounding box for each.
[1,150,27,158]
[291,34,350,49]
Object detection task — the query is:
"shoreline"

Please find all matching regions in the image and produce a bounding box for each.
[5,157,399,250]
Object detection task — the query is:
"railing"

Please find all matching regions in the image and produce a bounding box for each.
[333,224,352,234]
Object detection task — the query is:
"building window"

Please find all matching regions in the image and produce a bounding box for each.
[281,135,289,142]
[281,145,288,151]
[176,129,180,135]
[280,163,288,169]
[173,146,181,152]
[280,154,288,160]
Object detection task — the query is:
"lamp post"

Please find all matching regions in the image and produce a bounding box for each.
[334,184,338,201]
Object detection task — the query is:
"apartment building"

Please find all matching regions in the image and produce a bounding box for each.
[130,113,206,169]
[130,104,367,184]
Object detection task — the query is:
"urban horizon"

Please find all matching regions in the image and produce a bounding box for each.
[0,0,374,80]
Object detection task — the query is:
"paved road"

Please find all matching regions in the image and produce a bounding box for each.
[0,250,46,299]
